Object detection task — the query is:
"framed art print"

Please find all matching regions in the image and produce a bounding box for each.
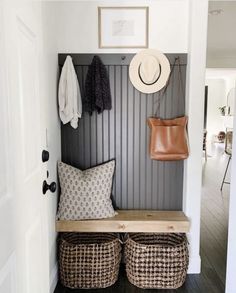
[98,7,149,48]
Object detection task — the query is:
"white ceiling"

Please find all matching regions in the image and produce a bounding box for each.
[207,1,236,60]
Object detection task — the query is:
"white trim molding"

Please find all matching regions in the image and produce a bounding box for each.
[188,255,202,274]
[183,0,208,274]
[50,263,58,293]
[225,92,236,292]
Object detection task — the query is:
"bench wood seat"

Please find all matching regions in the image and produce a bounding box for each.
[56,210,190,233]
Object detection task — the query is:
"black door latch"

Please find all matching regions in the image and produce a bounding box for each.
[42,180,56,194]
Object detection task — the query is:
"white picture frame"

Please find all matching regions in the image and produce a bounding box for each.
[98,7,149,48]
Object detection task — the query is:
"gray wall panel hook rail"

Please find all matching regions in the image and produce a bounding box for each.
[59,53,187,211]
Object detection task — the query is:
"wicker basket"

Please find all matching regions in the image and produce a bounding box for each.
[125,233,189,289]
[59,233,122,289]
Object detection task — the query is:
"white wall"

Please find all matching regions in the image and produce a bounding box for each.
[205,78,226,143]
[205,69,236,137]
[53,0,188,53]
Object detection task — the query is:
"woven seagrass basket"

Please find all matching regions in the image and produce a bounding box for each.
[125,233,189,289]
[59,233,122,289]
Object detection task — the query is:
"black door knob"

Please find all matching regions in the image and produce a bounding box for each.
[42,150,49,162]
[42,180,56,194]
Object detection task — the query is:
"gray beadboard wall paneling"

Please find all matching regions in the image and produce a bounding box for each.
[59,53,187,211]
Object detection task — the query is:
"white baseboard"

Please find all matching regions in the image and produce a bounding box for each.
[187,255,201,274]
[50,263,58,293]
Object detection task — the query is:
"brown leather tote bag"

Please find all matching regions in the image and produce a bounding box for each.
[147,116,189,161]
[147,58,189,161]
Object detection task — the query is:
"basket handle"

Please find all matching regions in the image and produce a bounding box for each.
[119,233,129,244]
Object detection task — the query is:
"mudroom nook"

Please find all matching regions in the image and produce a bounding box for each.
[2,1,236,293]
[55,50,190,290]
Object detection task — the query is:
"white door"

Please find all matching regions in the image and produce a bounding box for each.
[0,1,51,293]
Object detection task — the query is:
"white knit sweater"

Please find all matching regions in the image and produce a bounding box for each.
[58,55,82,129]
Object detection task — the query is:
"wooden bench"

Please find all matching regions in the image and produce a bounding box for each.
[56,210,190,233]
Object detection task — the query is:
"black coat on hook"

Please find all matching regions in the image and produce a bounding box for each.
[84,55,112,115]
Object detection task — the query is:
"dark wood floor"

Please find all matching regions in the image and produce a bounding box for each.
[54,143,229,293]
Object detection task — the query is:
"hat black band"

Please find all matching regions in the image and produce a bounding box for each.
[138,63,161,86]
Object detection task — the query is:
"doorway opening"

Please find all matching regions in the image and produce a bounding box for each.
[201,2,236,292]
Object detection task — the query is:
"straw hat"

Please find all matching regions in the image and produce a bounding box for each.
[129,49,171,94]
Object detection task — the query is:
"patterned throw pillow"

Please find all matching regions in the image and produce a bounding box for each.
[57,160,117,220]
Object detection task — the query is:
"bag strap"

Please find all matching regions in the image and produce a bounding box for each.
[154,56,184,117]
